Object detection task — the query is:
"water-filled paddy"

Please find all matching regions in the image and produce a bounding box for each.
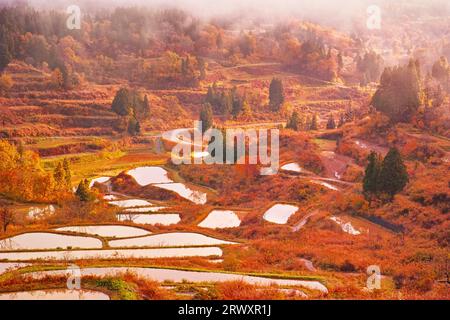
[0,247,222,261]
[263,204,299,224]
[117,214,181,225]
[109,199,153,208]
[198,210,241,229]
[127,166,172,186]
[153,183,207,204]
[108,232,236,248]
[0,289,109,300]
[29,267,328,293]
[55,225,151,238]
[0,232,102,251]
[124,206,166,213]
[281,163,302,173]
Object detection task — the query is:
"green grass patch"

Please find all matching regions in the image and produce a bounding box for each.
[96,278,137,300]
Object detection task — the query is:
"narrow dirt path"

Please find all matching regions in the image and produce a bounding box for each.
[291,210,318,232]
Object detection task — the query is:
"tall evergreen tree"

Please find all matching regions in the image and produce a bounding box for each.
[111,88,131,116]
[310,113,318,130]
[363,151,381,196]
[0,26,13,73]
[371,60,422,122]
[75,179,92,202]
[63,158,72,189]
[231,88,244,118]
[53,162,64,187]
[286,111,301,131]
[378,148,408,198]
[127,116,140,136]
[326,114,336,129]
[143,94,150,117]
[338,113,345,127]
[199,103,213,133]
[221,91,233,116]
[206,86,214,106]
[269,78,285,112]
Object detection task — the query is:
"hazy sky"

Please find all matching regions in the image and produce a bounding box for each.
[1,0,449,29]
[4,0,448,15]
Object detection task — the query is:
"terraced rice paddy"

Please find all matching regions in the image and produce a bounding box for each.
[0,232,102,251]
[0,289,110,300]
[117,214,181,226]
[28,267,328,293]
[55,225,151,238]
[263,204,299,225]
[198,210,241,229]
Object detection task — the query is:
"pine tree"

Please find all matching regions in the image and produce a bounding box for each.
[326,114,336,129]
[53,162,64,187]
[337,51,344,71]
[111,88,131,116]
[127,116,140,136]
[222,91,233,116]
[135,120,141,135]
[76,179,92,202]
[378,148,408,198]
[305,115,312,131]
[63,158,72,189]
[338,113,345,127]
[231,88,244,118]
[197,56,206,80]
[371,60,422,123]
[269,78,285,112]
[0,26,12,73]
[310,113,318,130]
[287,111,301,131]
[143,94,150,117]
[363,151,381,196]
[206,86,215,106]
[199,103,213,133]
[59,64,73,90]
[0,43,11,73]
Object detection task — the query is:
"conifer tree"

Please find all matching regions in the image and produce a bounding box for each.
[206,86,214,106]
[143,94,150,117]
[326,114,336,129]
[127,116,140,136]
[363,151,381,196]
[287,111,301,131]
[53,162,64,187]
[76,179,92,202]
[310,113,318,130]
[378,148,408,198]
[269,78,285,112]
[199,103,213,133]
[371,60,422,122]
[231,88,244,118]
[63,158,72,189]
[222,92,233,116]
[338,113,345,127]
[112,88,131,116]
[0,43,11,73]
